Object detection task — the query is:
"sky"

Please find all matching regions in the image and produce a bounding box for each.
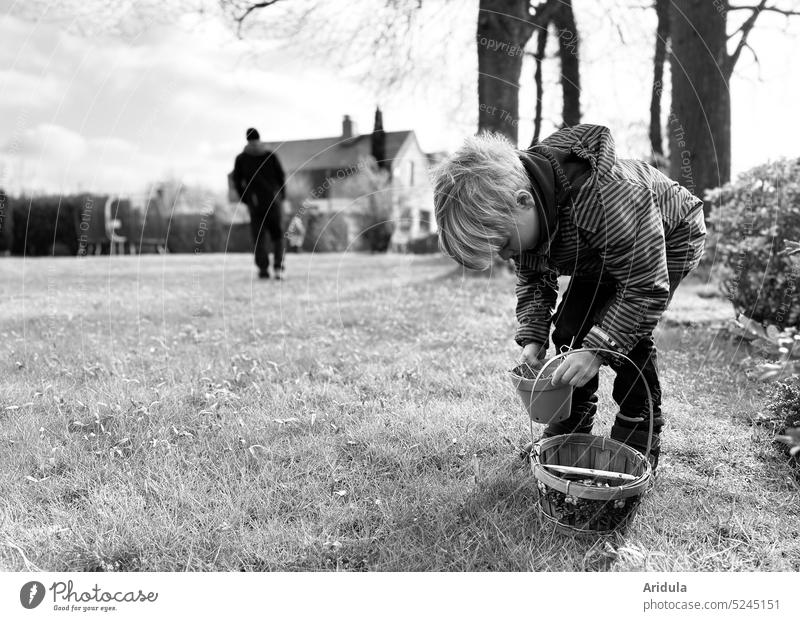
[1,0,799,197]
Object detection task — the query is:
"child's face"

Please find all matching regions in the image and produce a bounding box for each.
[497,191,540,260]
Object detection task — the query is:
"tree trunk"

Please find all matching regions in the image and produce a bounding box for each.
[532,24,548,145]
[668,0,729,216]
[649,0,670,157]
[552,0,580,127]
[477,0,535,144]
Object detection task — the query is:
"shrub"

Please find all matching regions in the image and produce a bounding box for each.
[9,194,103,256]
[0,189,11,253]
[728,316,800,463]
[213,221,252,253]
[407,233,439,254]
[765,377,800,463]
[338,158,394,253]
[165,212,216,253]
[302,210,349,253]
[708,158,800,328]
[356,213,394,253]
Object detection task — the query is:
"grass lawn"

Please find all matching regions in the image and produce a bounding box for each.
[0,252,798,571]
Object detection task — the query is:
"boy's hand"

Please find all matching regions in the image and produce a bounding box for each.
[551,351,602,387]
[520,342,547,367]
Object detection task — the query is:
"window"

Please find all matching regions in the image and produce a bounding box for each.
[399,208,412,232]
[308,169,331,199]
[418,209,431,233]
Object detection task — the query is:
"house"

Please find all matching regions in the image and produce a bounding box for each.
[262,109,437,249]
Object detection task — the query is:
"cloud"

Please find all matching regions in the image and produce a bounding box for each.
[0,69,61,108]
[0,122,172,193]
[7,123,87,159]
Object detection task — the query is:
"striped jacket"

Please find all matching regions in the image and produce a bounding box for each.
[514,124,706,357]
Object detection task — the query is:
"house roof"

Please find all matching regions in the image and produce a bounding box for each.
[262,131,413,173]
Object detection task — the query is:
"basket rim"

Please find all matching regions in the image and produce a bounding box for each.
[531,433,652,499]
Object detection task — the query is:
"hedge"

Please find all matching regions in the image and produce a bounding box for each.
[165,213,252,254]
[10,194,93,256]
[0,194,394,256]
[407,232,439,254]
[0,189,11,253]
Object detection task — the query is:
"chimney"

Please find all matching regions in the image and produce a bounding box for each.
[371,107,387,170]
[342,115,354,139]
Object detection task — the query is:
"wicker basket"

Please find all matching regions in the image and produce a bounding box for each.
[525,347,655,537]
[531,433,652,536]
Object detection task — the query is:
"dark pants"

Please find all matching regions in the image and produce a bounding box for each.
[247,204,284,273]
[543,274,686,463]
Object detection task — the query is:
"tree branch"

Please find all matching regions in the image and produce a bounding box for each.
[232,0,285,37]
[743,40,762,77]
[727,4,800,17]
[726,0,766,77]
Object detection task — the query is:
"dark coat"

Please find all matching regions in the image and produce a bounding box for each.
[233,142,286,218]
[514,124,706,356]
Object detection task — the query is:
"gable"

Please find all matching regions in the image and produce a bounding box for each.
[262,131,413,174]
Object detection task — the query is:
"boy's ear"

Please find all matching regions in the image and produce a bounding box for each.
[516,189,536,210]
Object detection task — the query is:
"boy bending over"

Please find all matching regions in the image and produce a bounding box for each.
[433,124,706,470]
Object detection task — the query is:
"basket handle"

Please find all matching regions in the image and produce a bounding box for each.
[527,347,654,460]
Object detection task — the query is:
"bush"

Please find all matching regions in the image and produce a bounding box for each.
[0,189,11,253]
[765,377,800,463]
[708,158,800,328]
[728,316,800,464]
[357,216,393,252]
[164,213,253,253]
[165,212,216,253]
[213,221,252,253]
[9,194,103,256]
[302,210,349,253]
[407,233,439,254]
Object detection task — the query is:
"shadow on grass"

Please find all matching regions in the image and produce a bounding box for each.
[344,467,638,572]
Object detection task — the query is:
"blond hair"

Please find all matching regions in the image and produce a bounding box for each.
[432,132,528,270]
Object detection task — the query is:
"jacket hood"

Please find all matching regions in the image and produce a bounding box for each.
[518,150,558,253]
[551,124,617,179]
[243,141,272,156]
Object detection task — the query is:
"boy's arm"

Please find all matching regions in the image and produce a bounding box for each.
[581,184,670,361]
[514,256,559,349]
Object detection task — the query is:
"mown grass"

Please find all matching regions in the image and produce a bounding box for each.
[0,253,798,571]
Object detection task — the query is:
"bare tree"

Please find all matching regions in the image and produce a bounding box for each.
[477,0,580,145]
[552,0,580,127]
[649,0,670,159]
[531,23,549,144]
[476,0,535,143]
[669,0,800,215]
[223,0,583,146]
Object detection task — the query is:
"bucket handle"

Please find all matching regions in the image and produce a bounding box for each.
[527,347,654,460]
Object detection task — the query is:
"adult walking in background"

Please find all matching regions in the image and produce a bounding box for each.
[233,127,286,280]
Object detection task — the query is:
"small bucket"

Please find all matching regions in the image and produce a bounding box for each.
[509,360,573,424]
